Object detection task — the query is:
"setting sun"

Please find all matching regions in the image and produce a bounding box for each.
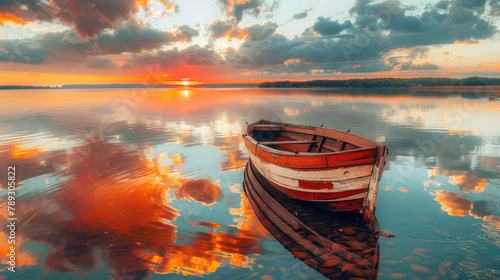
[182,81,189,86]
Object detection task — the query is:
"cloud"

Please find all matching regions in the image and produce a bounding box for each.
[289,1,323,22]
[175,178,222,205]
[260,57,394,75]
[245,22,278,41]
[226,34,297,67]
[209,19,245,40]
[435,190,472,216]
[209,20,277,41]
[216,0,264,22]
[0,0,179,38]
[334,59,395,73]
[293,11,309,20]
[0,22,199,65]
[0,0,54,25]
[312,17,353,36]
[407,46,430,59]
[265,0,281,12]
[226,29,395,72]
[1,0,497,77]
[227,0,495,74]
[0,39,45,65]
[130,45,222,68]
[349,0,496,48]
[400,61,440,71]
[96,22,198,54]
[490,0,500,16]
[86,57,117,69]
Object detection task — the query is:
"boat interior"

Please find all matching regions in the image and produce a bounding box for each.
[247,121,364,154]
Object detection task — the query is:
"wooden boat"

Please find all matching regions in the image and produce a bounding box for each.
[243,120,388,221]
[243,161,380,280]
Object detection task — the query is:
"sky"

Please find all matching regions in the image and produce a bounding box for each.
[0,0,500,86]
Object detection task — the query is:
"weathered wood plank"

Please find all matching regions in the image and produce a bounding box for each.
[260,140,316,145]
[250,153,374,181]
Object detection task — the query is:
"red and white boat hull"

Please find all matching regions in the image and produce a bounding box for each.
[249,152,370,209]
[243,120,388,216]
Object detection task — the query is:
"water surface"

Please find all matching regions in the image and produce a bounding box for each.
[0,88,499,279]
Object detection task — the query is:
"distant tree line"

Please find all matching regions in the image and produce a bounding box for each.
[0,85,57,90]
[258,77,500,88]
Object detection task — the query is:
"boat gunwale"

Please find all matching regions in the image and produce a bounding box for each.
[244,134,378,157]
[244,119,383,157]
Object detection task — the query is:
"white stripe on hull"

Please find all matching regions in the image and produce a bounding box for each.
[249,153,373,181]
[249,155,370,203]
[259,166,370,193]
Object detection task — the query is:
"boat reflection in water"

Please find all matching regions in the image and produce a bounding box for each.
[244,161,381,280]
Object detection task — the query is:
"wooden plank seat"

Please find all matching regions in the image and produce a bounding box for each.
[251,125,283,131]
[259,140,317,145]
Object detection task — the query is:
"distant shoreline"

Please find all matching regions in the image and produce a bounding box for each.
[410,86,500,93]
[0,83,258,90]
[258,77,500,91]
[2,77,500,92]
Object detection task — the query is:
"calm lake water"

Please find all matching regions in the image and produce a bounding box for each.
[0,88,499,280]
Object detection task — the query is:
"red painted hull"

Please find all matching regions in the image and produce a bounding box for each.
[270,181,367,201]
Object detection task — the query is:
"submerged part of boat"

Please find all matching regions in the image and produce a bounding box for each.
[243,120,388,220]
[243,161,380,280]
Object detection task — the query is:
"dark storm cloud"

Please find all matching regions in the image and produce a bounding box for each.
[130,45,222,68]
[0,39,45,65]
[86,57,117,69]
[312,17,353,36]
